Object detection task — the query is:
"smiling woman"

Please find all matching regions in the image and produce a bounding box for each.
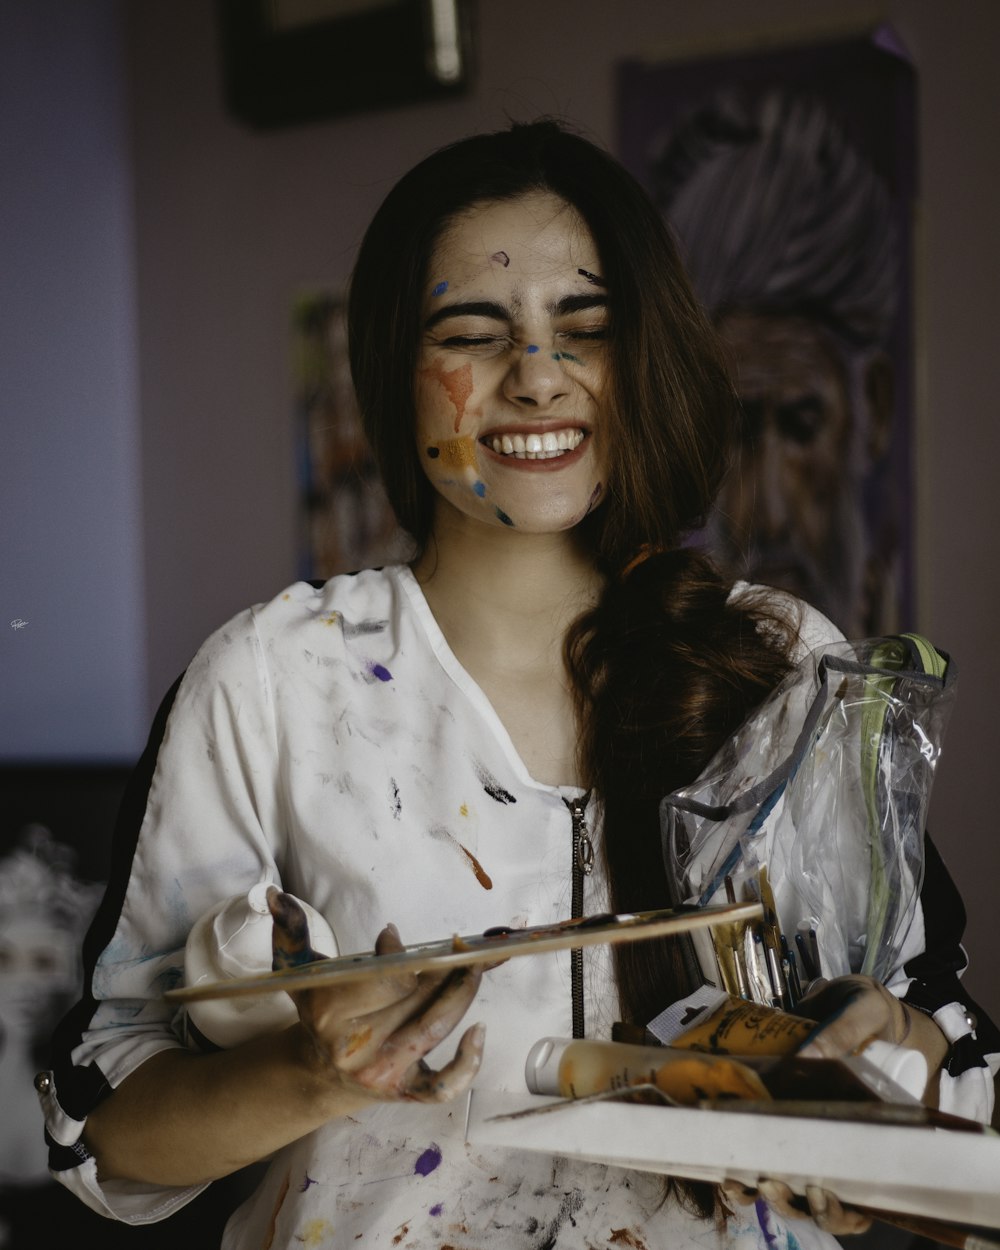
[42,120,997,1250]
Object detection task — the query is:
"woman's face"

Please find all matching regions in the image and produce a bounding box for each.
[414,192,608,536]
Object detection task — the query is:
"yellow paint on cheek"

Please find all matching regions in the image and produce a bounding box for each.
[433,435,479,471]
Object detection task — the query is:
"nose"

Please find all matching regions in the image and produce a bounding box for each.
[741,424,791,543]
[501,348,570,409]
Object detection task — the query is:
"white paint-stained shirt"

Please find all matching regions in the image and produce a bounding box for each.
[39,566,993,1249]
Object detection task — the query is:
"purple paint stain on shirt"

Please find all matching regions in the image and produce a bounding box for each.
[755,1198,780,1249]
[414,1143,442,1176]
[368,661,393,682]
[429,1203,444,1217]
[432,281,448,296]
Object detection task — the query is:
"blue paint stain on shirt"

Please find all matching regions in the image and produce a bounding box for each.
[755,1199,780,1249]
[369,662,393,682]
[414,1143,442,1176]
[473,480,486,497]
[431,281,448,296]
[429,1203,444,1217]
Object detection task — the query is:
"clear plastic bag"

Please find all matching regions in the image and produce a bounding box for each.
[661,635,957,998]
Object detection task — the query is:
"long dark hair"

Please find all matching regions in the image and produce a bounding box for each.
[349,120,796,1220]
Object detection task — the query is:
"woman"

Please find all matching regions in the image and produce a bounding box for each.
[41,121,996,1248]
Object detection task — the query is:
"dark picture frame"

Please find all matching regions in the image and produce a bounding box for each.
[216,0,475,129]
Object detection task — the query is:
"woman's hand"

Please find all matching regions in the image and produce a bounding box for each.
[720,1179,873,1235]
[269,888,486,1104]
[793,974,906,1059]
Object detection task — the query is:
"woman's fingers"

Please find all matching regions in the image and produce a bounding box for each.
[402,1021,487,1102]
[804,1185,873,1235]
[795,974,900,1059]
[749,1179,873,1235]
[269,888,328,968]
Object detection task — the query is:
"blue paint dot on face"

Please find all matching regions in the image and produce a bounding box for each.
[426,446,440,458]
[495,506,514,527]
[431,281,448,296]
[472,479,486,497]
[526,344,539,354]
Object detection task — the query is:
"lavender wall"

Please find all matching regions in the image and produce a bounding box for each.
[0,0,145,760]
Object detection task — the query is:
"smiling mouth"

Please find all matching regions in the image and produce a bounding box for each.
[483,428,586,460]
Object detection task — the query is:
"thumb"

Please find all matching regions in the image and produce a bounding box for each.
[267,886,328,970]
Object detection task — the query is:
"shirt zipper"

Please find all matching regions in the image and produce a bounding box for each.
[563,791,593,1038]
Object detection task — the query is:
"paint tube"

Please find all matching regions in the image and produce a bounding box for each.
[649,985,815,1056]
[183,881,337,1048]
[524,1036,771,1103]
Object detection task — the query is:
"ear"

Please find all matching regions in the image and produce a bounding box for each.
[863,351,894,463]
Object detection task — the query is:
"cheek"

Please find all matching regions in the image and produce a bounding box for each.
[422,435,489,502]
[417,361,476,432]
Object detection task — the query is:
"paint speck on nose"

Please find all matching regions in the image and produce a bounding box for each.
[414,1143,442,1176]
[432,281,448,296]
[526,344,539,354]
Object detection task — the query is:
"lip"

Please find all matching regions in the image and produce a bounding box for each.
[477,423,592,471]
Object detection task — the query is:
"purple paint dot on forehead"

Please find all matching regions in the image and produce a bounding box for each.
[431,281,448,296]
[490,251,510,267]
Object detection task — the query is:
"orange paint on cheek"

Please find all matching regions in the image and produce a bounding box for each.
[421,361,475,431]
[434,436,478,470]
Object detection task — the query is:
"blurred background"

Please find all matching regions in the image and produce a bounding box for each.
[1,0,998,1243]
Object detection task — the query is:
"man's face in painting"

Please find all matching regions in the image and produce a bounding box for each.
[708,310,877,634]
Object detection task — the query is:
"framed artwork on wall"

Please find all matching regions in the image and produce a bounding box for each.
[293,291,408,581]
[618,25,918,639]
[216,0,475,128]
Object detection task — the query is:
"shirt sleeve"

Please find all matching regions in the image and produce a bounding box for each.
[38,607,286,1223]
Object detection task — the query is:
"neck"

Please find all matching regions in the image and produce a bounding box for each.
[412,509,605,668]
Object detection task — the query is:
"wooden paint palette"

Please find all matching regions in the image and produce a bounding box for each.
[164,901,762,1003]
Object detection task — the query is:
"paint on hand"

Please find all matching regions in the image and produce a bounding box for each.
[268,889,320,970]
[474,761,517,804]
[420,360,474,431]
[432,281,448,296]
[413,1143,443,1176]
[366,661,393,682]
[490,251,510,267]
[495,506,514,527]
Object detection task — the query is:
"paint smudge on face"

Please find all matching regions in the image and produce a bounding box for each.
[429,435,478,471]
[490,251,510,267]
[551,351,582,365]
[432,281,448,296]
[420,360,474,431]
[414,1143,443,1176]
[578,268,604,285]
[366,661,393,682]
[429,1203,444,1217]
[495,506,514,527]
[473,479,486,497]
[526,344,540,354]
[474,762,517,804]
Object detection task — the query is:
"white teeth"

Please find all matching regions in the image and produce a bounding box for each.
[488,429,585,459]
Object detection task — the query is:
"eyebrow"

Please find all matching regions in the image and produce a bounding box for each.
[423,292,608,331]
